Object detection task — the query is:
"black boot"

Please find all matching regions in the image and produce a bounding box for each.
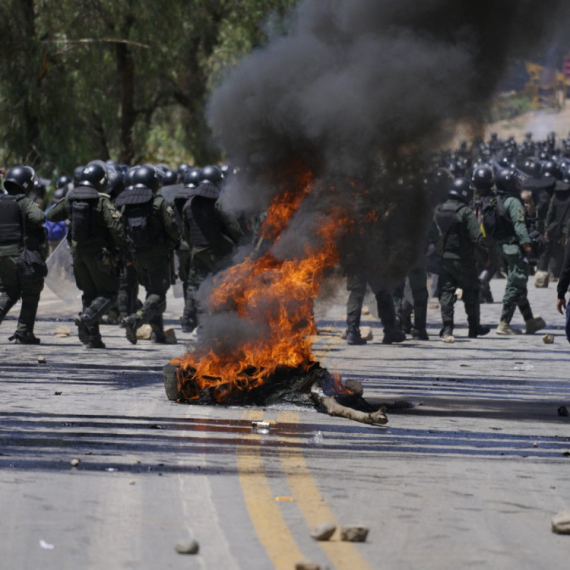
[346,327,367,345]
[123,313,142,345]
[9,331,40,345]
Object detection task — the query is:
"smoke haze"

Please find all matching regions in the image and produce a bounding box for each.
[196,0,570,349]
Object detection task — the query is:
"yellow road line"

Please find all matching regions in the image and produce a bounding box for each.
[279,411,373,570]
[237,409,306,569]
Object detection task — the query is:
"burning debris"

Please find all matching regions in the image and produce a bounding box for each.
[166,0,570,422]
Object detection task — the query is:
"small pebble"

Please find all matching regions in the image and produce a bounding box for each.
[175,539,199,554]
[129,480,136,485]
[340,526,369,542]
[532,442,538,448]
[310,521,336,541]
[558,406,569,417]
[552,511,570,534]
[38,356,46,364]
[70,459,80,467]
[543,334,554,344]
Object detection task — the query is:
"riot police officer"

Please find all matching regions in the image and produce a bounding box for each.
[182,166,243,331]
[47,161,130,348]
[494,169,546,335]
[0,166,47,344]
[435,178,490,342]
[118,165,181,344]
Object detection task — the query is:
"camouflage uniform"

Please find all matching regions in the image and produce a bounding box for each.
[436,198,488,337]
[496,194,534,324]
[0,195,46,342]
[119,193,180,344]
[47,191,129,347]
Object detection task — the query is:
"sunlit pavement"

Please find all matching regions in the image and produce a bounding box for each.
[1,278,569,569]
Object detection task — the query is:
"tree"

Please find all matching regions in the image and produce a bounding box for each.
[0,0,298,176]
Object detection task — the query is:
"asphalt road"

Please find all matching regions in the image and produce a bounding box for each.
[1,277,570,570]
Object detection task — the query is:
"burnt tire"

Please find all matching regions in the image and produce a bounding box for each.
[163,364,181,401]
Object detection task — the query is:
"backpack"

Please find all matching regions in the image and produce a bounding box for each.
[481,194,513,240]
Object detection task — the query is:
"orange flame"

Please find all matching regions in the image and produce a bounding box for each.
[171,172,351,402]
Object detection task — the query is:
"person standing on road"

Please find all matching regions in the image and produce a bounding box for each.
[493,169,546,335]
[118,165,181,345]
[47,161,130,349]
[182,166,243,333]
[435,177,490,343]
[0,166,47,344]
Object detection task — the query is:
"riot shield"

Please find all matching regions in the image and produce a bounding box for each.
[45,239,79,301]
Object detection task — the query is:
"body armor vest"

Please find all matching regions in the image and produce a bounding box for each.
[68,186,106,243]
[436,202,465,252]
[0,195,24,244]
[184,196,225,248]
[116,187,166,251]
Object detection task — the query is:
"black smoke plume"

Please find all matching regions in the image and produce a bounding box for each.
[198,0,568,347]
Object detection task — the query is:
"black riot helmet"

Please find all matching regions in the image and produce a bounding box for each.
[32,178,46,198]
[4,166,36,195]
[124,167,140,191]
[162,169,178,186]
[73,165,85,186]
[177,163,191,177]
[448,177,475,203]
[495,169,522,194]
[107,167,125,200]
[57,175,72,189]
[562,166,570,184]
[472,166,494,191]
[183,168,201,189]
[541,160,562,180]
[131,164,160,193]
[199,165,223,186]
[521,158,541,180]
[79,161,109,192]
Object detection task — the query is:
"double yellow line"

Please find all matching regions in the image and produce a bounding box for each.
[237,335,372,569]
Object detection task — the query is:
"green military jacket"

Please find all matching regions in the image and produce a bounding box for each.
[436,199,488,262]
[498,194,531,248]
[0,195,46,257]
[47,193,129,255]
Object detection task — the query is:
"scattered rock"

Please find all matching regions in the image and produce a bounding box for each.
[37,356,47,364]
[129,480,136,485]
[136,324,152,340]
[360,326,373,341]
[340,526,369,542]
[295,561,320,570]
[362,305,370,315]
[442,335,455,344]
[54,326,71,338]
[54,391,62,396]
[551,511,570,534]
[543,334,554,344]
[70,459,80,467]
[558,406,569,417]
[310,521,336,541]
[532,442,538,448]
[428,303,439,310]
[534,270,550,288]
[165,328,177,344]
[175,539,199,554]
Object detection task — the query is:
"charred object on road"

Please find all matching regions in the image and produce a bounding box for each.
[163,362,387,426]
